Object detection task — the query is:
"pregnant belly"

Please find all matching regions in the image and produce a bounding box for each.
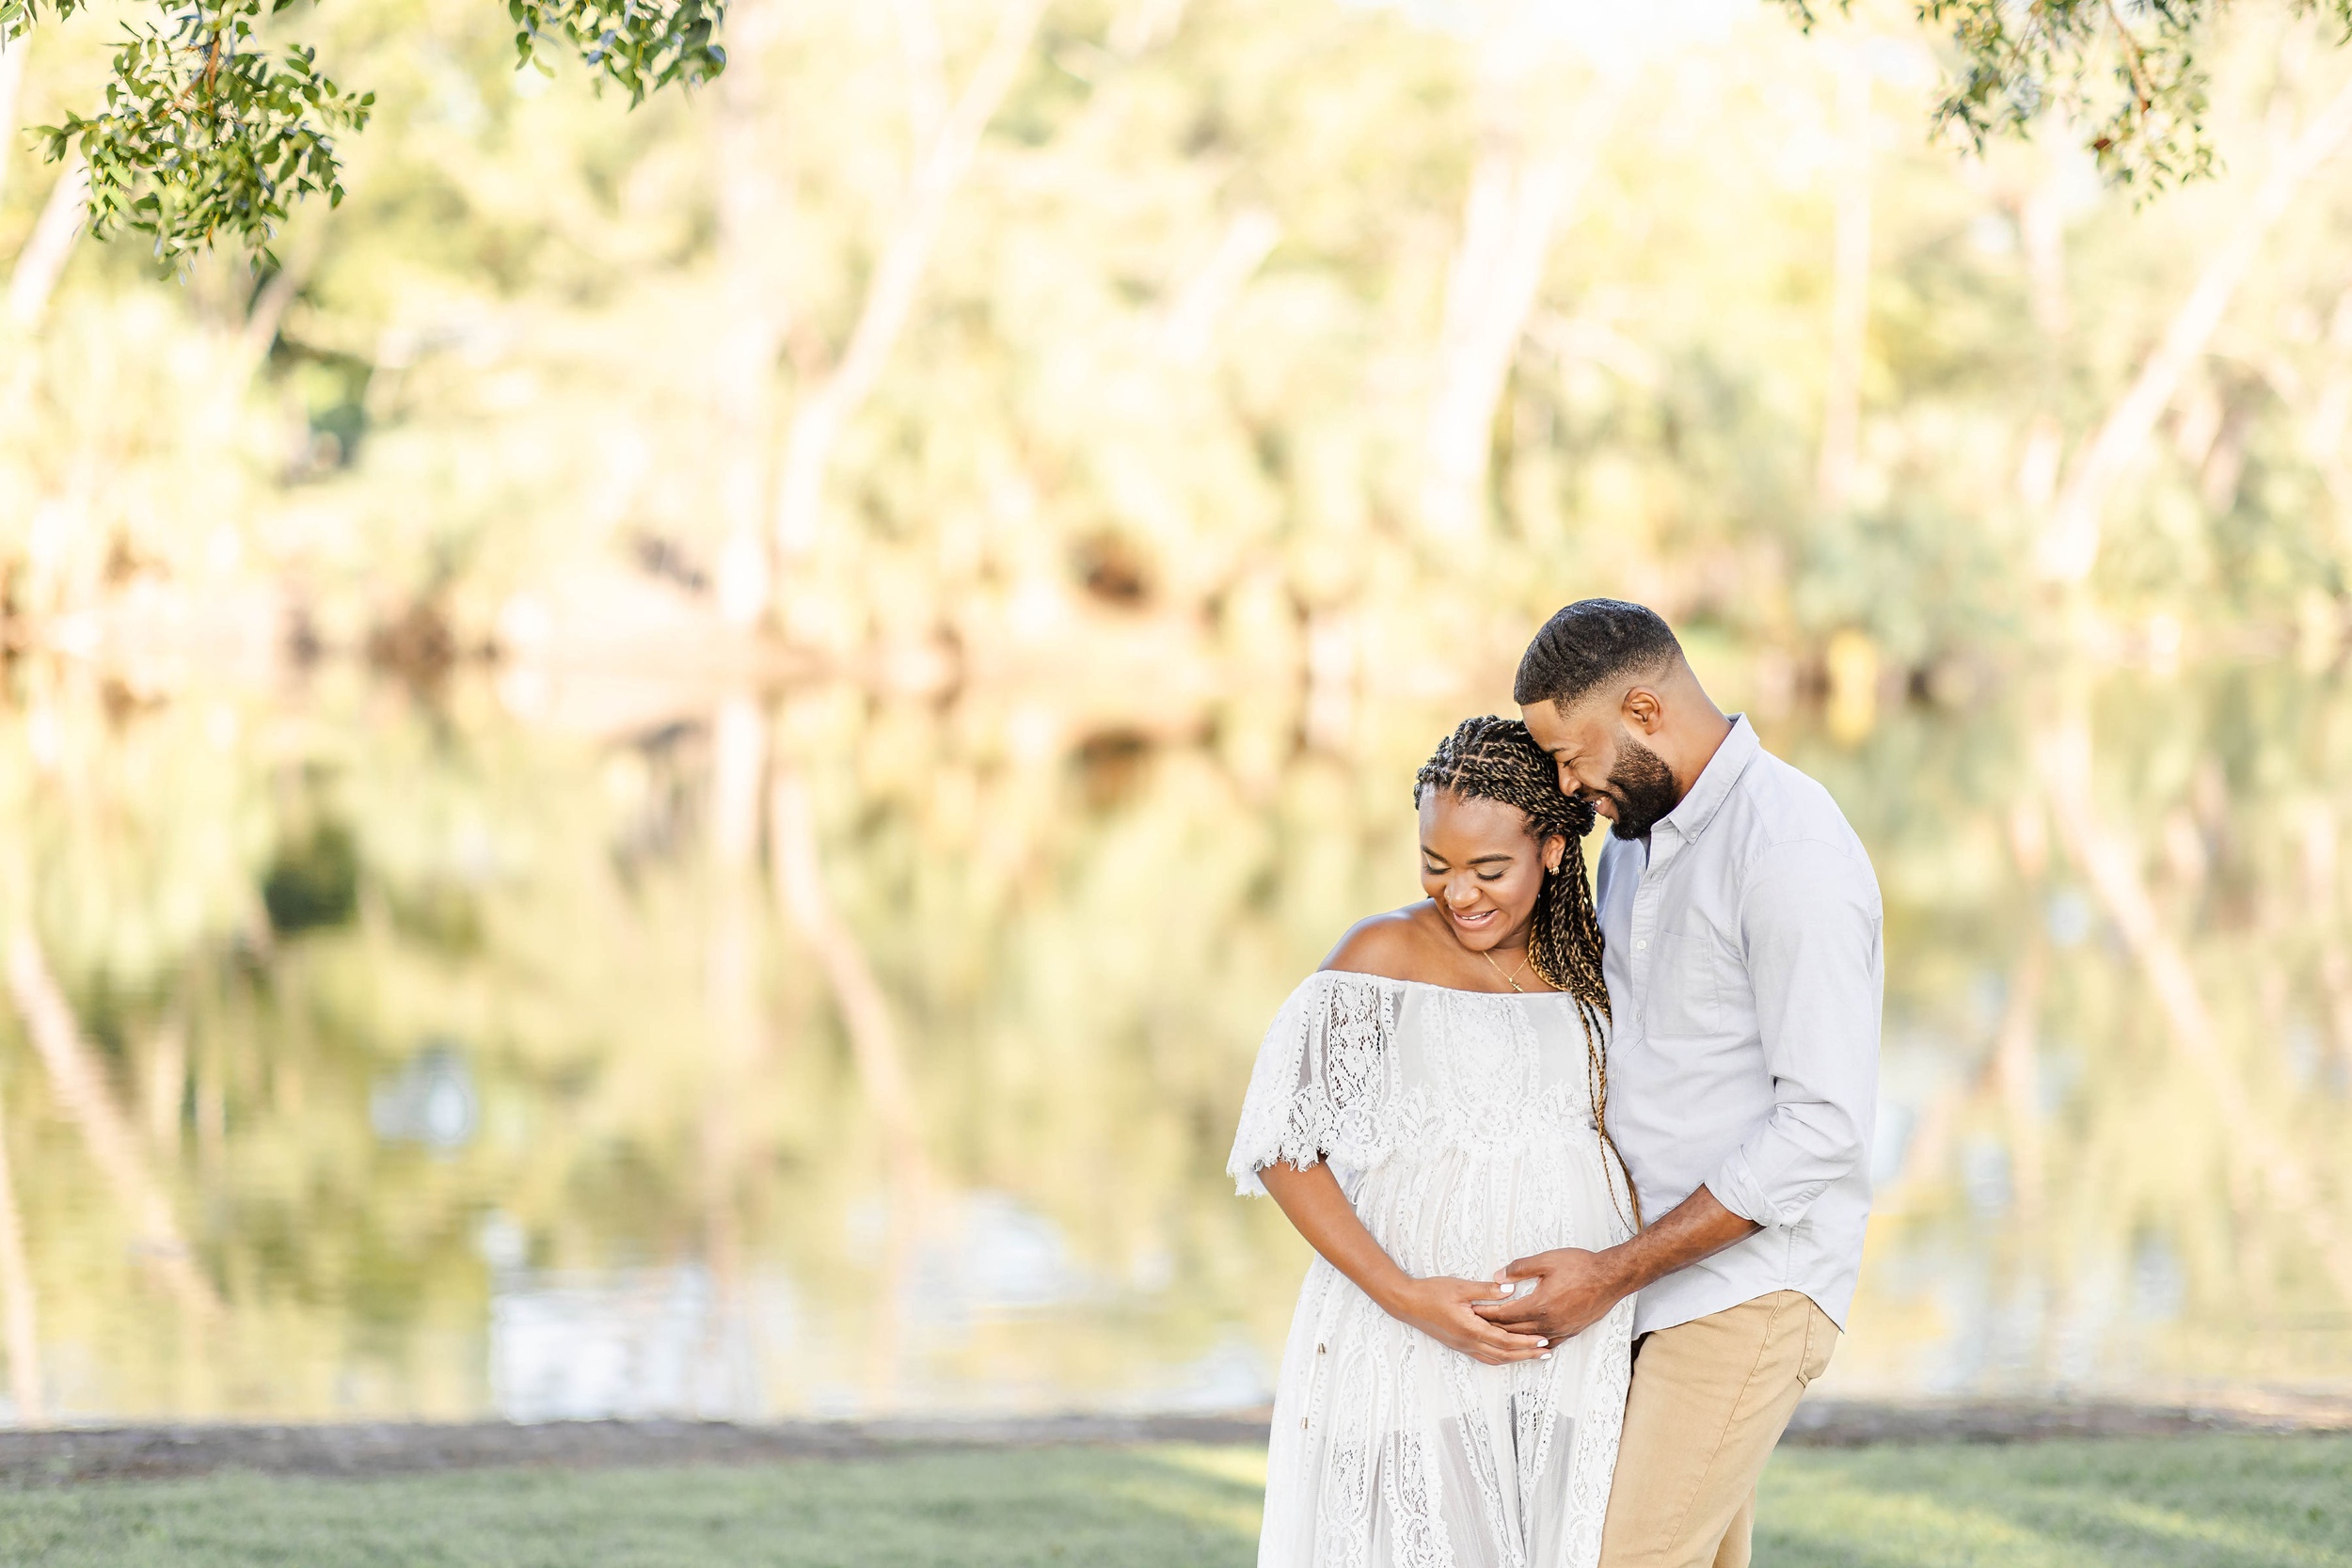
[1345,1129,1628,1280]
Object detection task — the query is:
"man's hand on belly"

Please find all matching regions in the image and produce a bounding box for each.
[1473,1185,1762,1341]
[1471,1247,1630,1341]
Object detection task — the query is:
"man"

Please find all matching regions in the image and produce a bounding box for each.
[1474,598,1883,1568]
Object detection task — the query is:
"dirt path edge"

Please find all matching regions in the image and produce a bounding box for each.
[2,1397,2346,1485]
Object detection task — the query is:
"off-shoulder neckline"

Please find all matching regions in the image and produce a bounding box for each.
[1311,970,1581,1001]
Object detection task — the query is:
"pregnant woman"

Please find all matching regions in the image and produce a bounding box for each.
[1229,716,1638,1568]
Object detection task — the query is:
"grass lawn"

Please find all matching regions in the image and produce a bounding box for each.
[0,1433,2344,1567]
[1756,1434,2351,1566]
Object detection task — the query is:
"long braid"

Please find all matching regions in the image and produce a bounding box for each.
[1416,716,1644,1231]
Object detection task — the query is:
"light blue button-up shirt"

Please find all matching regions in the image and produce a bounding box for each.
[1596,715,1883,1335]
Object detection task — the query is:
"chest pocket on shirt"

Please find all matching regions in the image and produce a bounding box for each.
[1645,925,1733,1037]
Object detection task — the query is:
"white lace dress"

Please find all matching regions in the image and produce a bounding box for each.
[1229,972,1637,1568]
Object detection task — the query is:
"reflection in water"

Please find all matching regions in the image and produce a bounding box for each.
[371,1045,480,1149]
[0,655,2346,1423]
[490,1263,780,1423]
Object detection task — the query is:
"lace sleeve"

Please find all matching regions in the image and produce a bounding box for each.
[1226,972,1401,1196]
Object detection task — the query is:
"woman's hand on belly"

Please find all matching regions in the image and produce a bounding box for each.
[1381,1276,1555,1366]
[1258,1160,1550,1365]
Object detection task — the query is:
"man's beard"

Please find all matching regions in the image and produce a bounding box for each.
[1600,733,1680,840]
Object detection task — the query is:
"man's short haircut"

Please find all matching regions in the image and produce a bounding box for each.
[1513,599,1684,711]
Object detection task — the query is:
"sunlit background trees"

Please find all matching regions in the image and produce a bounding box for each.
[0,0,2346,1423]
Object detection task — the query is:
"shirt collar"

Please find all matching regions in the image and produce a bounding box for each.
[1654,715,1758,844]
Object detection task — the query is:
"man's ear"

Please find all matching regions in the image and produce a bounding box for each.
[1622,686,1664,735]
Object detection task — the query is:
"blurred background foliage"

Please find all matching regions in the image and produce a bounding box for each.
[0,0,2346,1422]
[8,0,2352,669]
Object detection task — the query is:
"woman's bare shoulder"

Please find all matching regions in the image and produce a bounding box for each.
[1318,904,1453,985]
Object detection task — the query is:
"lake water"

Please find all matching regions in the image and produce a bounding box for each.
[2,651,2347,1424]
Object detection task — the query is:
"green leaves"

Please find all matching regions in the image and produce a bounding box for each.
[42,7,371,260]
[4,0,722,260]
[1921,0,2213,191]
[508,0,725,105]
[1783,1,2352,193]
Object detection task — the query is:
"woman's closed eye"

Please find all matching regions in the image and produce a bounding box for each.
[1425,862,1506,882]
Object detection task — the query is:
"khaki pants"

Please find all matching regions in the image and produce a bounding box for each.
[1597,1290,1837,1568]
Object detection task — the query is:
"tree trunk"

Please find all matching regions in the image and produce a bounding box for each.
[2018,163,2072,344]
[5,151,87,331]
[5,934,219,1317]
[769,0,1049,577]
[712,0,792,628]
[769,769,924,1186]
[0,1083,42,1425]
[1990,936,2047,1235]
[769,766,927,1407]
[1158,207,1279,362]
[2299,803,2352,1081]
[2035,713,2352,1307]
[1421,79,1616,541]
[697,695,770,1398]
[889,0,949,150]
[0,38,24,213]
[2037,72,2352,583]
[1815,47,1871,513]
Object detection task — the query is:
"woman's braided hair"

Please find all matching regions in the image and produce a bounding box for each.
[1416,715,1641,1228]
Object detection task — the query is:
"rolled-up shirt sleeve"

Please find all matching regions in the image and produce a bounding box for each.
[1708,839,1882,1230]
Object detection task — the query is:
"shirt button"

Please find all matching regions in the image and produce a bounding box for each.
[1635,939,1648,950]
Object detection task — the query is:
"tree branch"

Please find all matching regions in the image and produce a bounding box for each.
[2104,0,2156,110]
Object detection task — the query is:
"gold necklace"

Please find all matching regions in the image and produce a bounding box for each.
[1481,945,1531,993]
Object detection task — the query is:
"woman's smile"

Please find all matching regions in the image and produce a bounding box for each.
[1418,783,1560,969]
